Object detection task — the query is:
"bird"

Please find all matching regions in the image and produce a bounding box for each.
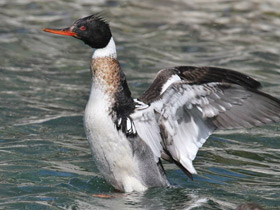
[43,14,280,193]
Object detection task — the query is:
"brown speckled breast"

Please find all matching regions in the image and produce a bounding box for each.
[91,57,121,96]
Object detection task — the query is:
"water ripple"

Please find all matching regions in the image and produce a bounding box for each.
[0,0,280,209]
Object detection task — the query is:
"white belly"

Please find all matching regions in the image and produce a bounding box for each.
[84,88,147,192]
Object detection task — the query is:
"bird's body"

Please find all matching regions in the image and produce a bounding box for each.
[84,45,168,191]
[43,14,280,192]
[85,89,149,192]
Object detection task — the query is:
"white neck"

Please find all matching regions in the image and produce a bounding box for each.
[92,37,117,59]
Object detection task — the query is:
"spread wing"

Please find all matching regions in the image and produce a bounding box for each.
[130,66,280,179]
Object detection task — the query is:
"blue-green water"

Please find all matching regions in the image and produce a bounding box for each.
[1,0,280,209]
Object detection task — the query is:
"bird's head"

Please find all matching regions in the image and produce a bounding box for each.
[43,14,112,49]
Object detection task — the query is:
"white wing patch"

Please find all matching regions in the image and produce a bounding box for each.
[159,102,215,174]
[156,83,217,173]
[160,74,181,94]
[131,106,163,161]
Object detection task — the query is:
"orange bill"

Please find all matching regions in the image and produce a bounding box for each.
[43,27,78,37]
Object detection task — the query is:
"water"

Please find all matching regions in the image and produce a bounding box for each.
[0,0,280,209]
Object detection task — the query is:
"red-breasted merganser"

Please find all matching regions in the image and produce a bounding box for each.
[43,14,280,192]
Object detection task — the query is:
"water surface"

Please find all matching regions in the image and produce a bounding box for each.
[0,0,280,209]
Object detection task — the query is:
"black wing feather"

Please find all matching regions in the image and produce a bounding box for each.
[140,66,261,104]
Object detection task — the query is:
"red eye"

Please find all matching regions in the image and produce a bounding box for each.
[80,26,86,31]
